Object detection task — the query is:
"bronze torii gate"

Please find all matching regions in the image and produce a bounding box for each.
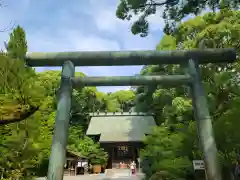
[25,48,236,180]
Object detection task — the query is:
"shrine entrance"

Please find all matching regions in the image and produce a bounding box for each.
[114,145,133,161]
[112,145,134,168]
[25,48,236,180]
[85,112,155,170]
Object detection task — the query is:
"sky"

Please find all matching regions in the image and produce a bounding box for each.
[0,0,165,92]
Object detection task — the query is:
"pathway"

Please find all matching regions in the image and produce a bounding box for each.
[36,169,144,180]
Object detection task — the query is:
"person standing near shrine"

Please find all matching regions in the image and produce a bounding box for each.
[130,160,136,175]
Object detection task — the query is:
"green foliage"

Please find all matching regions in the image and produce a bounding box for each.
[141,126,192,179]
[2,9,240,180]
[68,126,108,165]
[1,56,133,178]
[0,54,44,122]
[7,25,27,59]
[88,147,108,165]
[108,90,135,111]
[138,9,240,180]
[116,0,240,36]
[0,54,56,178]
[0,122,41,179]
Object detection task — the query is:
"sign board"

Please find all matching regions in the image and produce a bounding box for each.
[82,162,88,167]
[77,161,88,167]
[77,162,81,167]
[193,160,205,170]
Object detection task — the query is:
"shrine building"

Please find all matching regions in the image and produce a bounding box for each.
[86,112,156,169]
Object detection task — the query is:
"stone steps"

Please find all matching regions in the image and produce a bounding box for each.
[105,168,131,177]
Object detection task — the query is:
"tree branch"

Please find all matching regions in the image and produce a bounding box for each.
[0,0,7,7]
[0,1,15,33]
[0,106,40,125]
[0,20,15,33]
[141,0,178,7]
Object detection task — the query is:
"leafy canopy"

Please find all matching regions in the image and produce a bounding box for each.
[139,9,240,180]
[116,0,240,36]
[7,25,27,59]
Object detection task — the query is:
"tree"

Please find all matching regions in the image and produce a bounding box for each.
[0,118,44,179]
[7,25,27,59]
[0,27,135,178]
[116,0,240,36]
[109,90,135,111]
[0,54,44,124]
[67,126,108,166]
[2,10,240,180]
[0,53,56,178]
[138,9,240,179]
[141,126,192,179]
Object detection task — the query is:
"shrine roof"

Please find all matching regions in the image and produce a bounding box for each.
[86,113,156,142]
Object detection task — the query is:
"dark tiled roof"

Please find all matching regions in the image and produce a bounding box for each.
[86,115,156,142]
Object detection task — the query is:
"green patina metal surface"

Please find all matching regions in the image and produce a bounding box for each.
[47,61,75,180]
[86,115,156,142]
[188,59,222,180]
[72,75,191,87]
[25,48,236,67]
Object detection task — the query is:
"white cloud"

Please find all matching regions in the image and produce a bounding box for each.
[91,0,165,33]
[148,6,165,32]
[0,0,164,93]
[27,29,121,52]
[66,32,121,52]
[91,8,128,33]
[82,0,131,34]
[28,29,124,78]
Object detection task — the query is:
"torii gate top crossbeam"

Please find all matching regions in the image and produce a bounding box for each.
[25,48,236,67]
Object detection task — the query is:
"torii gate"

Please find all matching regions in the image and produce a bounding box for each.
[25,48,236,180]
